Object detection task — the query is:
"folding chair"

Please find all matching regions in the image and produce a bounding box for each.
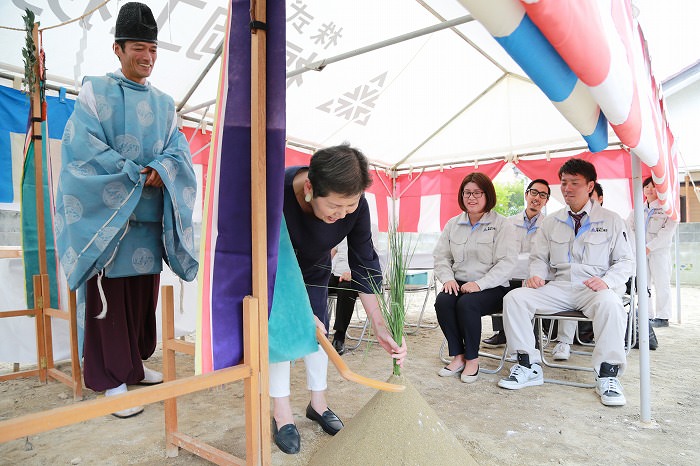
[534,279,637,388]
[330,294,374,351]
[345,270,439,350]
[403,271,439,334]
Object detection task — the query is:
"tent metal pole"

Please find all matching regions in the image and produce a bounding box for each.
[416,0,509,74]
[632,154,653,425]
[179,99,216,115]
[393,74,507,169]
[675,226,681,323]
[387,142,625,173]
[176,42,223,112]
[286,15,474,78]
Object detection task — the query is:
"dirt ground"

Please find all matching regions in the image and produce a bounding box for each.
[1,287,699,465]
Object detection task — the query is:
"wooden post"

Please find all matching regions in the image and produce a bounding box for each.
[24,23,83,400]
[30,27,47,278]
[243,296,261,465]
[162,285,179,458]
[250,1,271,463]
[40,274,54,370]
[67,290,83,400]
[33,275,47,383]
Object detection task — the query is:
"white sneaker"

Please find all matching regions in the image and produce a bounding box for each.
[140,364,163,384]
[596,376,626,406]
[105,383,144,418]
[498,363,544,390]
[552,342,571,361]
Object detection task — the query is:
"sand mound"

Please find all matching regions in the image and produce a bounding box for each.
[308,374,477,466]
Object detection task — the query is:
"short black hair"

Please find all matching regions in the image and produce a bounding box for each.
[527,178,550,195]
[558,158,597,183]
[457,172,497,213]
[592,182,604,198]
[642,176,655,188]
[307,144,372,198]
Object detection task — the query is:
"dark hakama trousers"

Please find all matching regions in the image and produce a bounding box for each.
[83,274,160,391]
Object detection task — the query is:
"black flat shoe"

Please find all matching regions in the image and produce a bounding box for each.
[272,418,300,454]
[332,339,346,355]
[305,403,344,436]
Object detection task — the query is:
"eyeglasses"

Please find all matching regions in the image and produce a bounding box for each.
[526,188,550,200]
[462,190,484,199]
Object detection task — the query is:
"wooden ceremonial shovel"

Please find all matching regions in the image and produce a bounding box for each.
[316,328,405,393]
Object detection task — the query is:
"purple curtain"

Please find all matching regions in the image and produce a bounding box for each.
[211,1,286,369]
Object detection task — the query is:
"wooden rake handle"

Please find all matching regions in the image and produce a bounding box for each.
[316,328,405,393]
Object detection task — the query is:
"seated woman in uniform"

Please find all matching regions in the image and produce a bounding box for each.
[433,172,517,383]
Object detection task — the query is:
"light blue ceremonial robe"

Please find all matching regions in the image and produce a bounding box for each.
[54,71,198,290]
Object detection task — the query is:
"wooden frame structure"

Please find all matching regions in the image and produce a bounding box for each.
[1,4,274,464]
[0,271,83,401]
[161,286,264,465]
[0,284,267,465]
[0,23,83,401]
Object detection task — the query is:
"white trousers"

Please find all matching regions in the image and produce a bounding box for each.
[503,281,627,374]
[648,249,673,319]
[557,320,577,344]
[268,344,328,398]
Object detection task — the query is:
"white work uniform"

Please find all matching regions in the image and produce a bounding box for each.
[510,210,578,341]
[626,200,678,319]
[509,210,546,280]
[433,210,517,290]
[503,200,635,373]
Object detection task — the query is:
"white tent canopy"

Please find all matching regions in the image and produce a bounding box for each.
[1,1,696,171]
[0,0,621,170]
[0,0,695,427]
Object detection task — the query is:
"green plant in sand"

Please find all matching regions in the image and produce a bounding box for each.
[371,225,414,376]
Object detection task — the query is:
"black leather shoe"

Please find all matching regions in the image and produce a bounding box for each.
[633,321,658,350]
[272,418,300,454]
[305,403,344,436]
[482,331,506,348]
[332,339,346,355]
[650,318,669,328]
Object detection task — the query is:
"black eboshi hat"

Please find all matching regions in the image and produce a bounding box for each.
[114,2,158,43]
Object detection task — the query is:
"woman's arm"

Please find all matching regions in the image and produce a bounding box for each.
[358,292,407,366]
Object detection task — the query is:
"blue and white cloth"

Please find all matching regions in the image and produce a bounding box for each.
[55,71,198,290]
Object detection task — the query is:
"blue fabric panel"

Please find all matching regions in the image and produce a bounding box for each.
[0,85,75,202]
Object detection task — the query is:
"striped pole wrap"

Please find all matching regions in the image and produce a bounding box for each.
[459,0,609,152]
[522,0,679,220]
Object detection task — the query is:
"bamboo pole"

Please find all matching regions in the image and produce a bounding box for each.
[250,1,271,463]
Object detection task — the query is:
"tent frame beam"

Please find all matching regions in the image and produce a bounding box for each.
[286,14,475,78]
